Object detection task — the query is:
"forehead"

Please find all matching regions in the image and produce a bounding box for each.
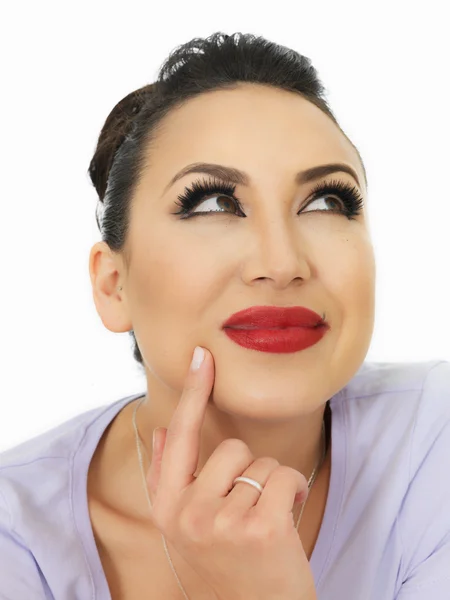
[145,84,363,192]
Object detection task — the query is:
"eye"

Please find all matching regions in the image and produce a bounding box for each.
[194,193,343,215]
[301,178,364,220]
[173,177,244,218]
[173,176,364,220]
[302,195,344,214]
[193,194,240,215]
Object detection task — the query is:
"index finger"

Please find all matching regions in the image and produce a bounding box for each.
[157,346,214,497]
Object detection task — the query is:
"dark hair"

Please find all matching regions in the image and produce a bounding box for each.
[88,31,367,370]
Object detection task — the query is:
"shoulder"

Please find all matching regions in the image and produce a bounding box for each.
[0,486,51,596]
[327,360,450,594]
[399,359,450,508]
[0,393,141,537]
[0,392,142,596]
[377,360,450,589]
[0,393,140,470]
[341,358,446,400]
[335,358,449,431]
[409,360,450,465]
[330,359,450,524]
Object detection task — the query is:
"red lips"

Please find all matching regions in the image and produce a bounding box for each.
[222,305,329,353]
[222,305,326,329]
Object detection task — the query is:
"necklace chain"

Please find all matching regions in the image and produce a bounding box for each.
[132,396,327,600]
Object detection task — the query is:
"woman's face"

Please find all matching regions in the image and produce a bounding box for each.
[105,83,376,419]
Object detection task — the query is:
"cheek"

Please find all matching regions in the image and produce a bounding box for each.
[318,233,376,309]
[316,234,376,379]
[129,233,227,383]
[132,233,226,320]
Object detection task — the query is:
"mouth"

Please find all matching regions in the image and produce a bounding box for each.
[222,305,326,329]
[222,305,329,354]
[223,323,329,353]
[226,324,324,330]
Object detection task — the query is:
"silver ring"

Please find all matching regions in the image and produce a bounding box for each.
[232,476,264,494]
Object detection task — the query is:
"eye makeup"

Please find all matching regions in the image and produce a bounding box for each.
[173,176,364,221]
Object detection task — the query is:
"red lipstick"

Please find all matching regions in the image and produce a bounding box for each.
[222,305,329,353]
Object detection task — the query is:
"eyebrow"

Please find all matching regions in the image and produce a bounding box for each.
[164,161,361,194]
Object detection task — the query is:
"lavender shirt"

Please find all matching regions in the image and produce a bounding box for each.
[1,360,450,599]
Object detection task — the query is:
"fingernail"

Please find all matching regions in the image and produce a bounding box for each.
[152,428,158,452]
[191,346,205,371]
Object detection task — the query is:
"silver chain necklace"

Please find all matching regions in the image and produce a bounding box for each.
[132,396,326,600]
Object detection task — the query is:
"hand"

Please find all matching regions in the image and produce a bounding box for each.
[146,346,318,600]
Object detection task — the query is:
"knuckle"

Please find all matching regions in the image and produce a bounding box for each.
[179,506,209,543]
[272,464,294,477]
[245,516,279,544]
[253,456,280,470]
[267,465,309,496]
[271,464,302,482]
[214,508,240,536]
[221,437,252,457]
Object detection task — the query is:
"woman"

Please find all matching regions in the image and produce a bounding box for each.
[0,31,449,600]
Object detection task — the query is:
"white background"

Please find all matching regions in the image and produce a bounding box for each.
[1,1,449,452]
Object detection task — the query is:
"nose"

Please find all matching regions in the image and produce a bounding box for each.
[240,219,312,290]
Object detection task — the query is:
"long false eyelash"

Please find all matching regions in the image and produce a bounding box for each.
[174,177,239,217]
[307,178,365,219]
[173,176,364,219]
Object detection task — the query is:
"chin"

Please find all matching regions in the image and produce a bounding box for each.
[210,384,319,423]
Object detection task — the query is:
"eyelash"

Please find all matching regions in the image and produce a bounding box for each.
[173,176,364,221]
